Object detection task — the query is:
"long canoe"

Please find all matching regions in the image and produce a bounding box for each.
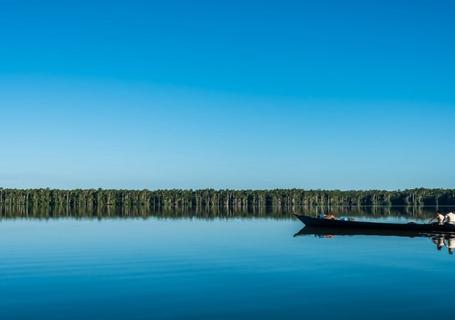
[294,226,450,238]
[295,214,455,233]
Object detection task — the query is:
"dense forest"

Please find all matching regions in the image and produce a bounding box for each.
[1,188,454,210]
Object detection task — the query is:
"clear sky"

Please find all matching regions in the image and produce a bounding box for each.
[1,0,454,190]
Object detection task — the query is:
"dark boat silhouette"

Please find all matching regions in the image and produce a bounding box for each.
[294,226,444,238]
[295,215,455,234]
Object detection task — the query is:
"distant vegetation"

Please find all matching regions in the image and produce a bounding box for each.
[1,188,454,209]
[0,188,453,219]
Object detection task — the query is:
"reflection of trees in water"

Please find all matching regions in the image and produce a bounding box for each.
[0,204,448,220]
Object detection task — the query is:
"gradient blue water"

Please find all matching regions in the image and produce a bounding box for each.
[0,218,454,319]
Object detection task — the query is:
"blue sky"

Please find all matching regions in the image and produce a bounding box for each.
[1,0,454,190]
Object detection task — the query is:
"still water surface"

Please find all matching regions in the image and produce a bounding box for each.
[0,216,454,319]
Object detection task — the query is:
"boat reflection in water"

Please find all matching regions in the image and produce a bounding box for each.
[431,234,455,253]
[294,226,455,255]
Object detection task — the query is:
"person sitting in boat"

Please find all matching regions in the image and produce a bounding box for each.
[429,211,445,225]
[444,212,455,225]
[323,212,337,220]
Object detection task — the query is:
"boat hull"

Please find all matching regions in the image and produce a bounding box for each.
[294,226,445,238]
[295,215,455,233]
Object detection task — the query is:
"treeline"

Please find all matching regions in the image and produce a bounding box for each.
[1,188,455,210]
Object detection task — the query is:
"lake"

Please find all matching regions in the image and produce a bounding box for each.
[1,212,454,319]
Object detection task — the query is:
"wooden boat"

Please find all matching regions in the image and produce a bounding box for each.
[295,215,455,233]
[294,226,448,238]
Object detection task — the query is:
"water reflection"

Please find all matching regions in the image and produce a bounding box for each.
[432,235,455,254]
[295,226,455,255]
[0,204,454,220]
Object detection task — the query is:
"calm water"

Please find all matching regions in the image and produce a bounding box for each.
[1,216,454,319]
